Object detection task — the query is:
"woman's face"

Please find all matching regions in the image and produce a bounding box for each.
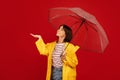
[56,26,66,38]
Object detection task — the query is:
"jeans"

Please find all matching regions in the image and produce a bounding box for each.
[51,66,62,80]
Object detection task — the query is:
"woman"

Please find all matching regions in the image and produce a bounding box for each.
[30,24,80,80]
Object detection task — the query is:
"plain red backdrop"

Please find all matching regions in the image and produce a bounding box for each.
[0,0,120,80]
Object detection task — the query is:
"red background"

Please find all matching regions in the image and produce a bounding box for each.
[0,0,120,80]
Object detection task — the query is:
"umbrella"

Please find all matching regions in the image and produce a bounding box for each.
[48,7,109,53]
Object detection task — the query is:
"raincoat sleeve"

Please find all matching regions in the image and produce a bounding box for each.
[35,38,49,56]
[63,45,80,68]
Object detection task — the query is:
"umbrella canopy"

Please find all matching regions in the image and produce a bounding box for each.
[49,7,109,53]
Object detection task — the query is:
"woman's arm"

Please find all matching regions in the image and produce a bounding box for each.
[35,39,49,56]
[30,33,49,56]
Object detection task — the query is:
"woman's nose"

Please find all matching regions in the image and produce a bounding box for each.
[57,29,60,32]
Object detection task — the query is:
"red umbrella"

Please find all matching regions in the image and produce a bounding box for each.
[49,7,109,53]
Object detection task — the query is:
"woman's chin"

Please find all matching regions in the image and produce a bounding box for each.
[56,34,59,37]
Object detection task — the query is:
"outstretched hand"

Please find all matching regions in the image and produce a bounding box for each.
[30,33,41,40]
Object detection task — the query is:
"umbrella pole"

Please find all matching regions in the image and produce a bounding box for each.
[61,19,86,56]
[73,19,86,38]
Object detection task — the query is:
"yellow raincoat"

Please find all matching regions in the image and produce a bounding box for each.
[35,38,80,80]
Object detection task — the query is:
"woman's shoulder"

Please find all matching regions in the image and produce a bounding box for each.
[65,42,80,52]
[66,42,79,48]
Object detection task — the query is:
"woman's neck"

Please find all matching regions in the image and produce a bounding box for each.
[57,37,65,43]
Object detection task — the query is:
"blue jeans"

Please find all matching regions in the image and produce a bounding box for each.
[51,66,62,80]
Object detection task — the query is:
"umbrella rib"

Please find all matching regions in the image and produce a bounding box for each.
[68,15,81,21]
[85,21,98,32]
[49,14,81,22]
[72,19,86,38]
[71,21,81,29]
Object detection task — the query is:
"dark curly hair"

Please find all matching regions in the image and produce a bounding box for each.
[59,24,73,42]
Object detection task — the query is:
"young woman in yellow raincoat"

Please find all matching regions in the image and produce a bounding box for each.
[30,24,80,80]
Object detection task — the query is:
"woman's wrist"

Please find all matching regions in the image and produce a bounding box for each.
[38,37,41,40]
[39,35,43,40]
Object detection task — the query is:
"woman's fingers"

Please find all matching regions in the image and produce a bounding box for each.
[30,33,34,37]
[30,33,41,39]
[30,33,36,37]
[61,54,66,61]
[62,51,66,55]
[61,51,66,61]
